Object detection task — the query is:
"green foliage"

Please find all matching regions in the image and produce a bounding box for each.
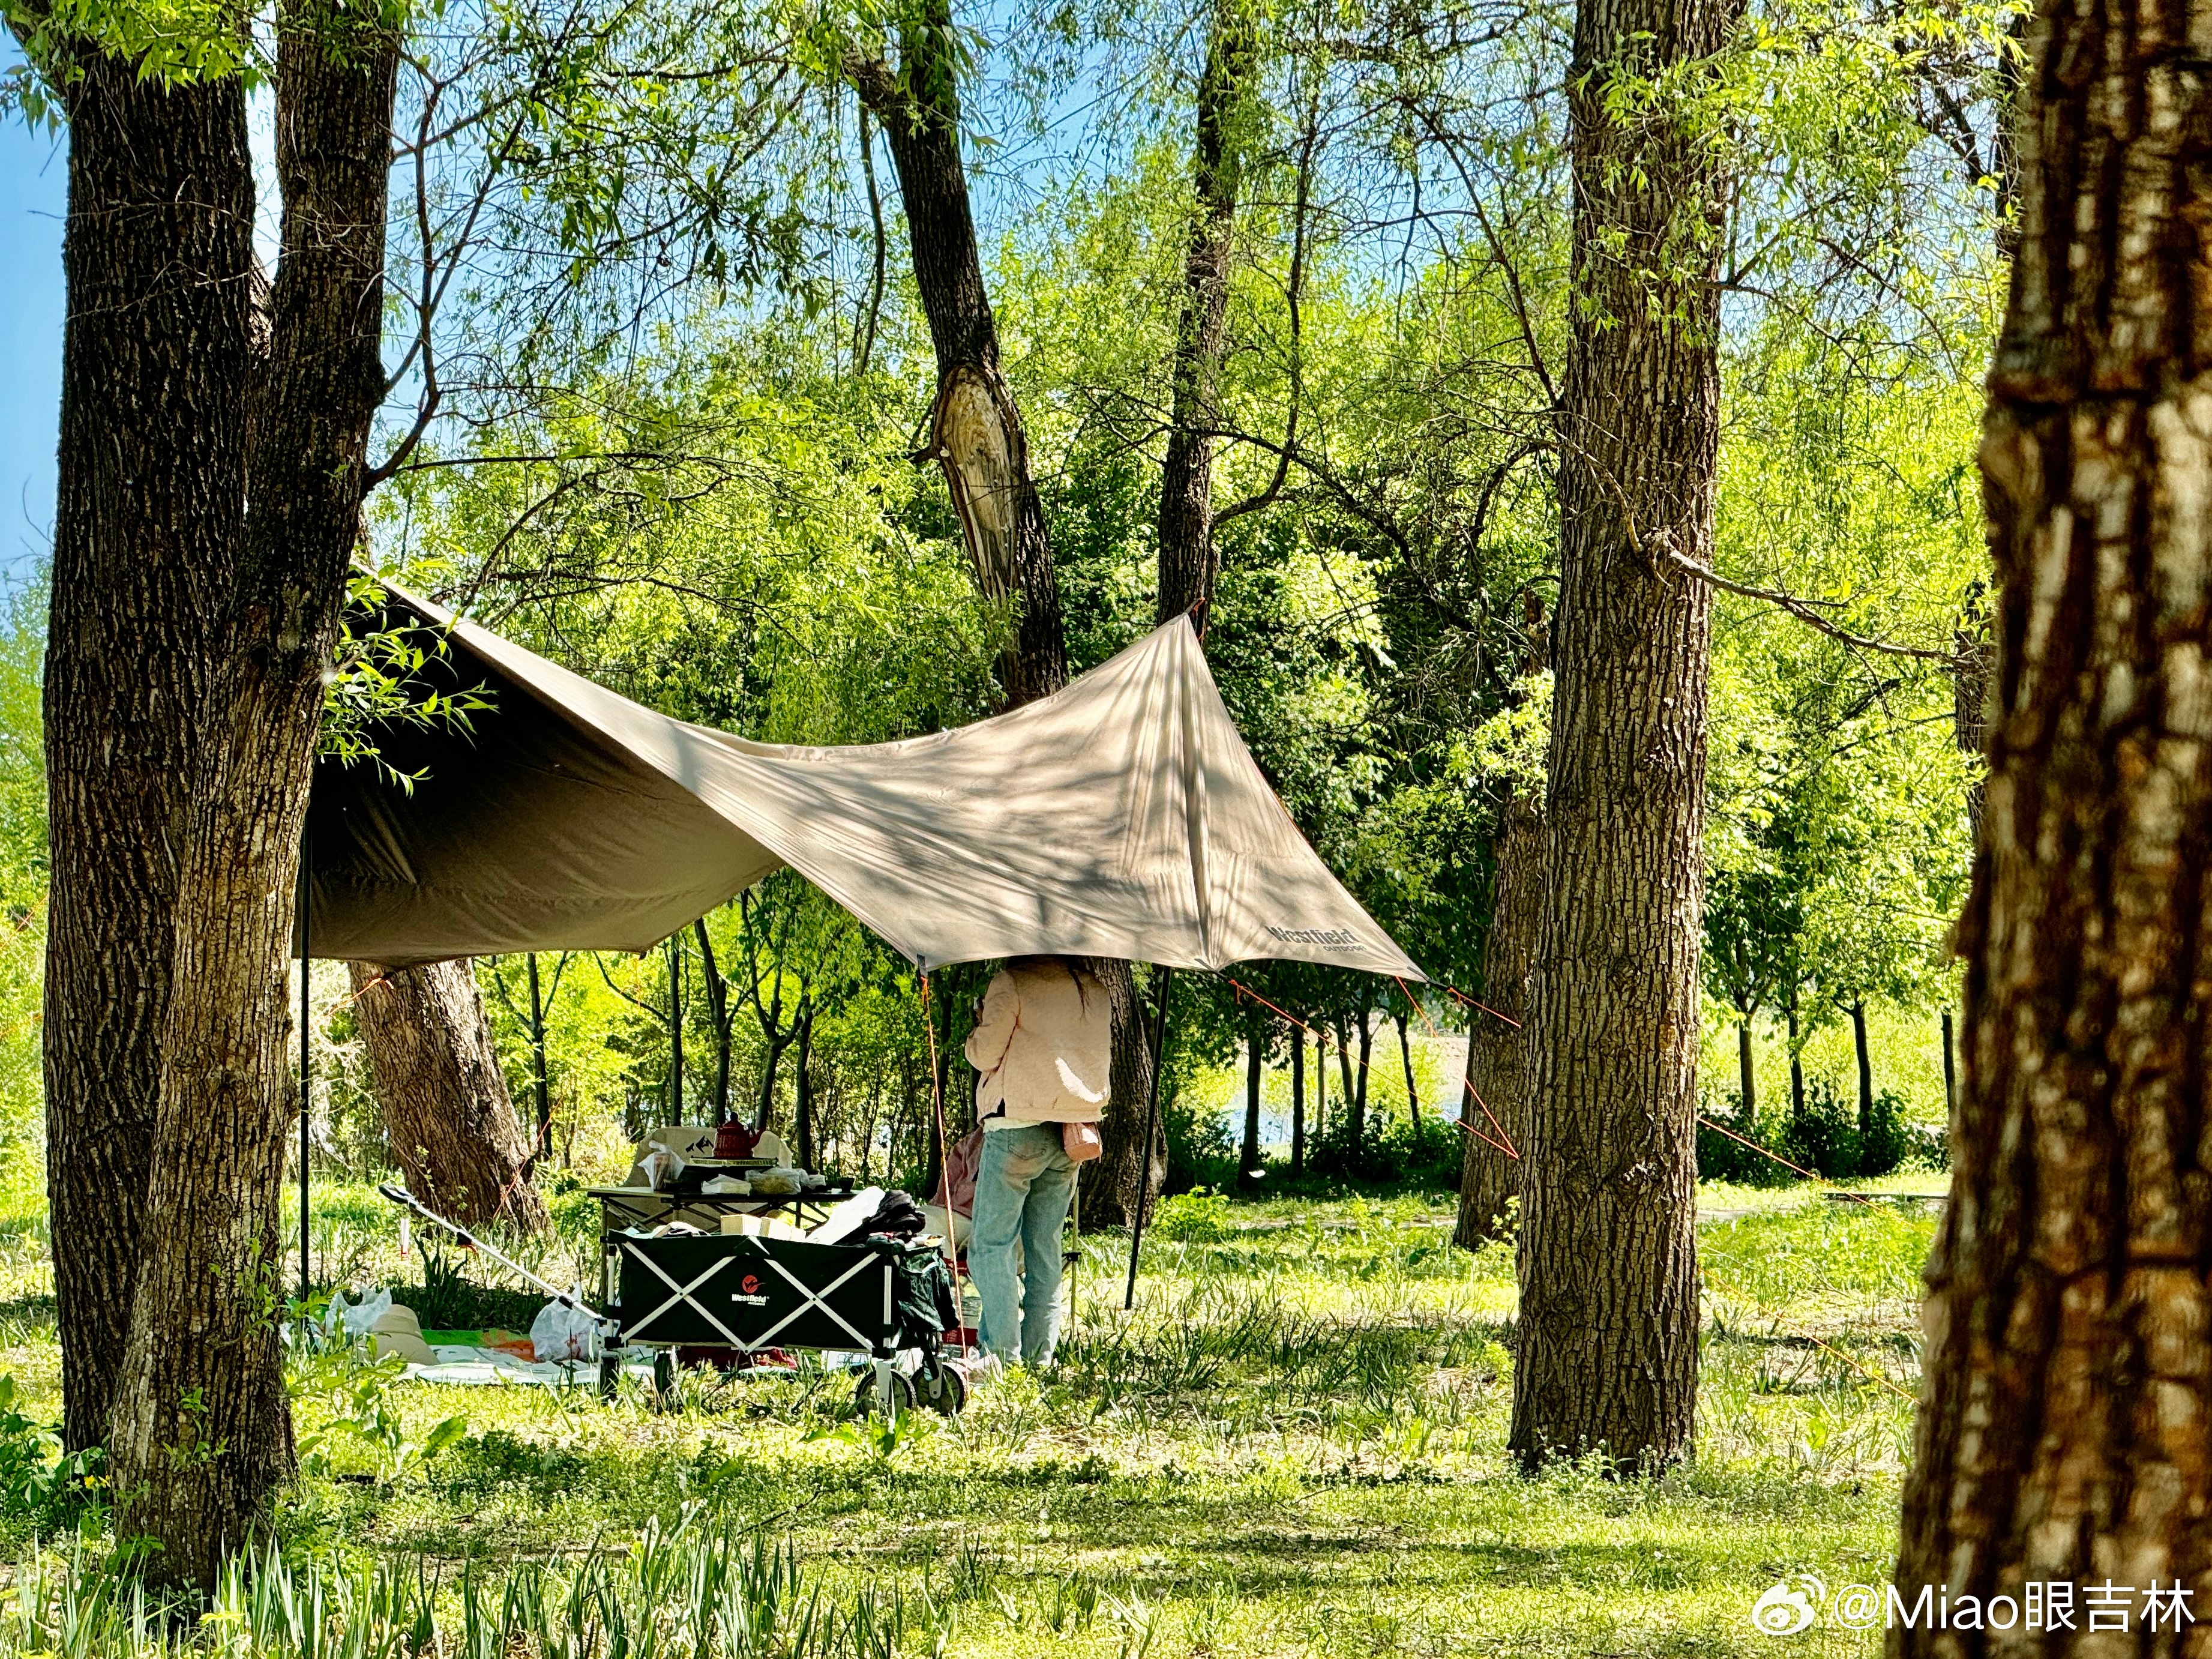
[1700,1080,1947,1185]
[0,1375,101,1529]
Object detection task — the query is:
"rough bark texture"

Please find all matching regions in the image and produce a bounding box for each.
[350,960,548,1232]
[1156,0,1254,627]
[850,18,1158,1229]
[1890,0,2212,1642]
[1510,0,1729,1474]
[847,25,1063,709]
[107,4,397,1587]
[41,56,252,1456]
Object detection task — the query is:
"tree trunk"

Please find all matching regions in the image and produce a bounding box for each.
[1353,1004,1373,1146]
[1940,1007,1955,1118]
[1737,1017,1756,1118]
[1510,0,1730,1475]
[41,54,252,1457]
[795,1004,816,1170]
[693,918,732,1119]
[1786,993,1806,1119]
[1955,585,1992,836]
[1457,748,1545,1246]
[1156,0,1255,627]
[525,954,551,1169]
[1892,0,2212,1634]
[1313,1025,1326,1141]
[848,18,1159,1227]
[1396,1011,1419,1130]
[349,960,548,1233]
[1849,997,1874,1140]
[1239,1033,1262,1184]
[666,933,684,1124]
[109,2,397,1587]
[1290,1032,1305,1176]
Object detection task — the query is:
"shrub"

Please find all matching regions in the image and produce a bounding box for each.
[1699,1083,1949,1184]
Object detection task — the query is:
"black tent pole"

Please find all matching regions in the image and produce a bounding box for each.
[1122,965,1174,1311]
[298,828,311,1307]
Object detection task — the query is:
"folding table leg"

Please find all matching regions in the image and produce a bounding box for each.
[872,1355,895,1416]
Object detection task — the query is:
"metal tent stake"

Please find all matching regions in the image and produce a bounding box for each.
[1122,966,1174,1311]
[298,829,312,1306]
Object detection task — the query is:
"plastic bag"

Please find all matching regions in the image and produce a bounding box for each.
[329,1287,393,1341]
[530,1295,603,1363]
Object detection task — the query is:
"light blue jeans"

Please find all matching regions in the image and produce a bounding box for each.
[969,1123,1078,1365]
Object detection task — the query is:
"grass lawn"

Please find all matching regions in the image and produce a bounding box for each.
[0,1179,1936,1657]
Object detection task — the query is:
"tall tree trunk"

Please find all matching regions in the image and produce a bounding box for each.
[109,1,397,1587]
[1239,1033,1262,1183]
[1156,0,1255,625]
[525,954,551,1169]
[795,1004,816,1170]
[1892,0,2212,1633]
[1940,1007,1955,1118]
[40,55,251,1457]
[1456,630,1546,1247]
[1848,997,1874,1140]
[348,960,548,1233]
[1737,1016,1756,1118]
[666,933,684,1123]
[1955,583,1992,836]
[1396,1011,1419,1130]
[1313,1023,1326,1141]
[1290,1032,1305,1176]
[1786,993,1806,1118]
[1352,1002,1373,1145]
[848,20,1159,1228]
[1510,0,1730,1475]
[693,918,732,1120]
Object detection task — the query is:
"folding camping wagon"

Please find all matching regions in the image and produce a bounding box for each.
[604,1228,965,1415]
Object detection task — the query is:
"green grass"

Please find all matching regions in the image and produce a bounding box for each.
[0,1179,1937,1657]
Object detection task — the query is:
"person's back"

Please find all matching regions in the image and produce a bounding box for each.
[961,956,1111,1367]
[968,958,1111,1125]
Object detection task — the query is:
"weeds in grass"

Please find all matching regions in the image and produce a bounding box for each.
[0,1513,958,1658]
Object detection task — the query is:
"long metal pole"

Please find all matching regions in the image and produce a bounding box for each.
[1122,966,1174,1311]
[298,830,311,1305]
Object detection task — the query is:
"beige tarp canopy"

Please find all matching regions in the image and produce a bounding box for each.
[305,584,1425,981]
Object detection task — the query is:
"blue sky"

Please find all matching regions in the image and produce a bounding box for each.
[0,119,65,581]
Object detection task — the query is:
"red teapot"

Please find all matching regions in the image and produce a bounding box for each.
[714,1119,759,1160]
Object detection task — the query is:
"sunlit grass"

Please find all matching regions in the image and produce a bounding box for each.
[0,1179,1935,1656]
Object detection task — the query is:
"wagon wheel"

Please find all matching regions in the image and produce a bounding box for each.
[850,1367,918,1418]
[914,1362,967,1416]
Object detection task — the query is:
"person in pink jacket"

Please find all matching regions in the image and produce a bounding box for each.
[962,956,1111,1364]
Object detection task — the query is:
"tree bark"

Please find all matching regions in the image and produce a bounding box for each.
[1891,0,2212,1637]
[1510,0,1730,1474]
[107,2,397,1587]
[349,960,548,1233]
[1396,1011,1419,1130]
[1786,993,1806,1118]
[525,953,551,1168]
[1849,997,1874,1140]
[1156,0,1255,627]
[849,19,1159,1227]
[1290,1032,1306,1176]
[1456,627,1547,1247]
[1737,1017,1756,1118]
[41,55,252,1456]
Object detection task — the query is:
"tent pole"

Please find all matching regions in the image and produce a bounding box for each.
[1122,966,1174,1311]
[298,828,311,1307]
